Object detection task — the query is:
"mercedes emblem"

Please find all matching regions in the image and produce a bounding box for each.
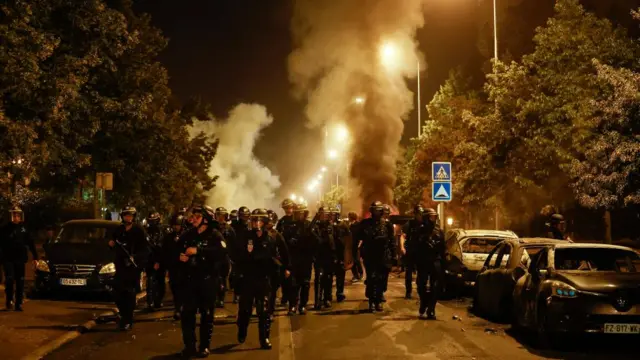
[71,264,78,272]
[613,295,632,312]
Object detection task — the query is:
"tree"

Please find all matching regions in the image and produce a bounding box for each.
[0,0,217,218]
[322,184,348,209]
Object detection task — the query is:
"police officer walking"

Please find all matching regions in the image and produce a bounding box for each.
[146,211,167,311]
[401,205,423,299]
[330,206,347,303]
[415,208,445,320]
[276,199,295,306]
[347,212,363,282]
[162,212,185,320]
[356,201,395,312]
[265,210,290,319]
[108,206,150,330]
[230,207,252,304]
[236,208,277,350]
[287,203,316,315]
[214,207,236,308]
[312,206,335,310]
[178,205,227,358]
[0,206,38,311]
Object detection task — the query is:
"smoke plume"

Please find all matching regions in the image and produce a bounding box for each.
[190,104,281,210]
[288,0,427,215]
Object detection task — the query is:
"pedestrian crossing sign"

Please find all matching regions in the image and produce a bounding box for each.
[432,182,452,202]
[432,162,452,182]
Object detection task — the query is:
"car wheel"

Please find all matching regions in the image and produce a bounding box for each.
[472,283,482,314]
[536,302,554,349]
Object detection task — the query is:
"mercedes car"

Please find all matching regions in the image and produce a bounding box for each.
[34,219,137,294]
[512,243,640,343]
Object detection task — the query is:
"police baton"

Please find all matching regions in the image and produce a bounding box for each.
[115,240,138,268]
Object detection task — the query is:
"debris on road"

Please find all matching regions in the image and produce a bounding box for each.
[452,315,462,321]
[484,328,498,334]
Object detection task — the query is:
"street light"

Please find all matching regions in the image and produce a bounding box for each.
[327,149,338,160]
[353,96,365,105]
[334,123,349,142]
[291,194,297,201]
[307,181,318,192]
[321,166,327,173]
[447,217,454,226]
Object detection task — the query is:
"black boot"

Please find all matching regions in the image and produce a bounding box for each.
[313,281,322,310]
[375,302,383,312]
[237,326,247,344]
[15,304,23,312]
[232,294,239,304]
[323,300,332,309]
[288,306,296,316]
[298,306,307,315]
[5,300,13,311]
[196,348,210,358]
[181,348,197,359]
[259,313,272,350]
[336,294,346,303]
[369,301,376,313]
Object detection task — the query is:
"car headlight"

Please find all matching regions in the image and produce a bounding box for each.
[551,281,577,298]
[35,260,50,273]
[99,263,116,275]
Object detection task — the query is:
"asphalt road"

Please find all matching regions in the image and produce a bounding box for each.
[44,274,638,360]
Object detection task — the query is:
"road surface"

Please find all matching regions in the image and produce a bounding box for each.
[45,274,637,360]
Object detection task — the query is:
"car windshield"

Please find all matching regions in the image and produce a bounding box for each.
[56,225,115,245]
[554,248,640,272]
[461,237,503,254]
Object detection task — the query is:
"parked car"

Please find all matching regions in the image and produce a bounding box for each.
[472,237,566,320]
[34,220,145,294]
[443,229,518,296]
[512,243,640,345]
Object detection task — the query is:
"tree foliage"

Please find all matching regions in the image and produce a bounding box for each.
[0,0,217,217]
[396,0,640,230]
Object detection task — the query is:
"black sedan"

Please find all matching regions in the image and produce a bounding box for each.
[512,243,640,344]
[34,219,142,294]
[473,237,566,320]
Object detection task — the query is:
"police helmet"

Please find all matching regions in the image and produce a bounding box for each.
[382,204,391,215]
[230,209,238,218]
[148,212,161,223]
[369,201,384,214]
[281,199,295,209]
[425,208,438,217]
[120,206,137,217]
[251,208,269,221]
[9,205,23,214]
[293,203,308,213]
[238,206,251,218]
[267,210,278,224]
[551,213,565,224]
[202,205,216,223]
[413,204,425,215]
[170,214,184,226]
[215,207,229,218]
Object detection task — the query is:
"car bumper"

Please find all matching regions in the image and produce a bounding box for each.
[35,270,116,292]
[545,295,640,334]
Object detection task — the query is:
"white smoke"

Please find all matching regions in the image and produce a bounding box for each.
[189,104,281,210]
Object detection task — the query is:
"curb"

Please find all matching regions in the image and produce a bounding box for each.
[21,291,147,360]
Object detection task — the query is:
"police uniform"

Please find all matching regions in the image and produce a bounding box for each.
[0,206,37,311]
[266,210,291,318]
[179,205,227,358]
[214,207,236,308]
[162,213,186,320]
[415,208,445,319]
[145,212,168,310]
[109,206,150,330]
[312,207,336,309]
[230,206,252,304]
[236,208,277,349]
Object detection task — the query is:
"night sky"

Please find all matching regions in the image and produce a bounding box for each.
[133,0,640,199]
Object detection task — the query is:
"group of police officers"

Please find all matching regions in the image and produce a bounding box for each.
[103,199,449,358]
[0,200,447,359]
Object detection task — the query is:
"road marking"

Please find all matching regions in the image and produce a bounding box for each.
[278,314,295,360]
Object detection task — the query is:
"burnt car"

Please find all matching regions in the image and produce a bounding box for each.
[512,243,640,343]
[472,237,566,319]
[443,229,518,296]
[34,220,144,294]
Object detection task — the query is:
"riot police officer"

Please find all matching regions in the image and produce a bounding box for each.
[108,206,150,330]
[287,203,316,315]
[179,205,227,358]
[356,201,395,312]
[229,209,238,224]
[276,198,295,306]
[214,207,236,308]
[230,206,252,303]
[0,206,37,311]
[401,205,423,299]
[381,204,393,302]
[415,208,445,320]
[547,213,568,240]
[162,213,185,320]
[330,206,347,303]
[146,211,167,311]
[312,206,335,310]
[266,210,291,319]
[347,212,363,282]
[236,208,277,350]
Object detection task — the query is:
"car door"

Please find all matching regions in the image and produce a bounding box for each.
[521,248,549,326]
[489,242,514,316]
[477,243,502,313]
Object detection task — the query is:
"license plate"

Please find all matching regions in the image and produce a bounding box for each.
[60,278,87,286]
[604,323,640,334]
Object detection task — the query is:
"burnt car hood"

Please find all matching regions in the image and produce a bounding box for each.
[44,243,114,265]
[554,271,640,293]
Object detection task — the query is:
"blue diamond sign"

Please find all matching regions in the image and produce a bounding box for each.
[432,162,452,182]
[432,182,452,202]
